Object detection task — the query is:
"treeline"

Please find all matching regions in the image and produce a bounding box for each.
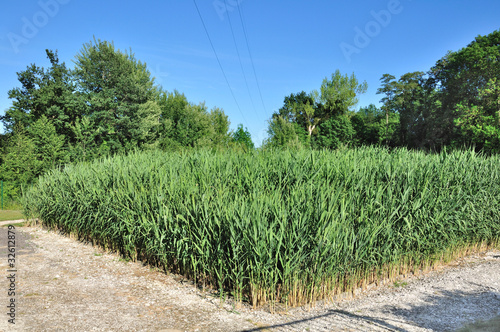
[0,38,256,198]
[1,30,499,200]
[265,29,500,153]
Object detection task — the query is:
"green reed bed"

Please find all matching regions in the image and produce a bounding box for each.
[23,147,500,309]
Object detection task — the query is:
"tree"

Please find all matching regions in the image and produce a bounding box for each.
[175,103,213,148]
[453,103,500,152]
[158,90,233,150]
[73,38,160,154]
[480,78,500,125]
[0,126,39,187]
[132,100,161,149]
[429,29,500,151]
[315,115,355,150]
[393,72,429,147]
[320,70,368,117]
[351,104,385,146]
[156,90,229,150]
[267,71,367,148]
[210,107,232,148]
[68,116,100,162]
[274,91,317,140]
[29,115,67,172]
[0,132,8,164]
[232,124,254,151]
[376,74,397,146]
[157,90,189,151]
[312,71,367,148]
[452,78,500,152]
[264,115,306,149]
[2,50,84,141]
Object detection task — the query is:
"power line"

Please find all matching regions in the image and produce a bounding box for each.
[192,0,248,126]
[236,3,267,115]
[224,0,263,120]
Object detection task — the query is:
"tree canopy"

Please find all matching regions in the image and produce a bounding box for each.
[0,38,236,193]
[265,70,367,149]
[1,29,499,198]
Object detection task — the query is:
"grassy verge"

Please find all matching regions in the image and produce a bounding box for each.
[0,210,25,222]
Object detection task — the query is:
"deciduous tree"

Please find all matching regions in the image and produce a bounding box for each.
[232,124,254,151]
[73,38,160,153]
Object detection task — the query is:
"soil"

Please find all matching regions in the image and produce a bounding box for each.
[0,221,499,331]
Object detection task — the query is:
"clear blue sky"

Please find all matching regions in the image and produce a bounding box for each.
[1,0,499,145]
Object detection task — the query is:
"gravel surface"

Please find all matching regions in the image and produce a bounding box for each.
[0,223,499,331]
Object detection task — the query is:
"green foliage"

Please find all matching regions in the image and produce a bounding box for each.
[232,124,254,151]
[29,115,68,171]
[371,30,500,153]
[1,50,84,140]
[281,91,319,137]
[73,38,160,153]
[0,127,39,204]
[175,103,214,148]
[2,38,233,171]
[210,107,232,148]
[264,115,308,149]
[1,126,39,185]
[68,116,100,162]
[0,133,7,164]
[429,29,500,151]
[24,147,500,309]
[453,103,500,152]
[393,72,427,147]
[377,72,430,148]
[0,115,67,188]
[314,115,355,149]
[267,71,367,148]
[276,92,313,122]
[351,104,384,146]
[451,78,500,152]
[320,70,368,116]
[156,91,231,150]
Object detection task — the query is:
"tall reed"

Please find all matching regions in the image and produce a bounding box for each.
[24,147,500,308]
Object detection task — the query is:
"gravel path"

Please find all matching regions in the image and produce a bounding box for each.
[0,223,499,331]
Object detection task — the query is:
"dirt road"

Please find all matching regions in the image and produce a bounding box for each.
[0,223,499,331]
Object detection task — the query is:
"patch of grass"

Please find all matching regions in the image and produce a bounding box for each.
[393,280,408,288]
[0,210,24,222]
[1,221,27,227]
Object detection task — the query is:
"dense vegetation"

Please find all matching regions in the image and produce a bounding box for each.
[266,30,500,153]
[1,29,499,309]
[2,30,499,193]
[24,147,500,309]
[0,38,253,202]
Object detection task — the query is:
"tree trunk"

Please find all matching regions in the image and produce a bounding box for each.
[385,111,389,146]
[308,124,316,136]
